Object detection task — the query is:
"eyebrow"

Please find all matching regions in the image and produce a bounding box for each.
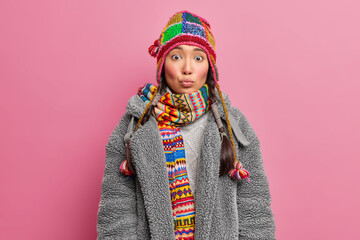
[172,46,206,53]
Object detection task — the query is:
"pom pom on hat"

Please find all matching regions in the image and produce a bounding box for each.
[148,39,160,58]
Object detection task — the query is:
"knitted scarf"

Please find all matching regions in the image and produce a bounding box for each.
[137,83,211,240]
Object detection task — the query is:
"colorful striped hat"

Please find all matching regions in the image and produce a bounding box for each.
[148,10,219,84]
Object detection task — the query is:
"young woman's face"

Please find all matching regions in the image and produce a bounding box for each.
[164,45,209,94]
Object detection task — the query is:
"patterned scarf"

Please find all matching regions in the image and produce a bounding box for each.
[138,83,211,240]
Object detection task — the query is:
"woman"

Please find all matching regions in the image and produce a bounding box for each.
[97,10,275,240]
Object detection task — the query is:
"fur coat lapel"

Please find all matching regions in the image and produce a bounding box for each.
[126,90,249,239]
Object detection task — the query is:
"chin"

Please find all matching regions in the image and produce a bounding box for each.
[178,88,195,94]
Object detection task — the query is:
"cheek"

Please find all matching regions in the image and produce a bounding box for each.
[198,65,209,80]
[164,62,178,80]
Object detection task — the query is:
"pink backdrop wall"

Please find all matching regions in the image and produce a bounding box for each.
[1,0,359,239]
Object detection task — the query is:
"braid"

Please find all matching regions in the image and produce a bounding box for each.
[207,68,236,176]
[206,69,217,105]
[215,83,237,161]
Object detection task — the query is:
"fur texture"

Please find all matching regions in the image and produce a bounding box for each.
[97,90,276,240]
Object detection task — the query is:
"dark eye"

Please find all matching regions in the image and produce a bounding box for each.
[171,54,181,60]
[195,56,204,61]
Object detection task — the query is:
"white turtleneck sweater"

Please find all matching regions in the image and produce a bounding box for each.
[165,87,210,200]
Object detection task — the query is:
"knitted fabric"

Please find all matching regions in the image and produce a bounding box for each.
[166,86,211,200]
[148,10,219,84]
[138,83,210,240]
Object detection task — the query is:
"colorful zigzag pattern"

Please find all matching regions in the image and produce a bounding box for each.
[138,83,210,239]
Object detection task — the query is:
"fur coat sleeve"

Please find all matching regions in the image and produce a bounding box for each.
[97,113,138,240]
[228,106,276,239]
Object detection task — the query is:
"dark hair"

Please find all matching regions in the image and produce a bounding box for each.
[206,68,236,177]
[126,67,235,177]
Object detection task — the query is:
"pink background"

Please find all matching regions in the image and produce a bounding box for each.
[1,0,359,239]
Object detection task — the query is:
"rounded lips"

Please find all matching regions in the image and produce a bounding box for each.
[180,79,194,87]
[180,79,194,83]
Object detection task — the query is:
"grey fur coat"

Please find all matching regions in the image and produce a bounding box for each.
[97,90,276,240]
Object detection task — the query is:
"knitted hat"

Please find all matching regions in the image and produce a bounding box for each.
[148,10,219,84]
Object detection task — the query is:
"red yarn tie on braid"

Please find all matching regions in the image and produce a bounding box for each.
[120,160,131,176]
[229,160,250,182]
[148,39,160,57]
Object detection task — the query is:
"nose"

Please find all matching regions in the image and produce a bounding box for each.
[182,58,192,75]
